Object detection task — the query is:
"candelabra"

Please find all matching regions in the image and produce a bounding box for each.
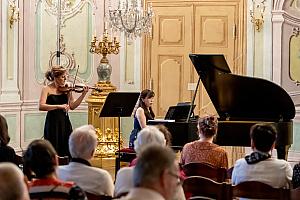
[90,32,120,82]
[108,0,154,40]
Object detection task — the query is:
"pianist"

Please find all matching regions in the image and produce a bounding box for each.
[129,89,155,149]
[180,115,228,169]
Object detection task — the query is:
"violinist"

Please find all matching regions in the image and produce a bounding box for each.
[39,66,89,157]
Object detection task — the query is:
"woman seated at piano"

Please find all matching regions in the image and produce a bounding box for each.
[129,89,155,149]
[180,115,228,169]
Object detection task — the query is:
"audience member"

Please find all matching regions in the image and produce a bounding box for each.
[129,125,166,167]
[115,145,181,200]
[23,139,87,199]
[180,115,228,168]
[114,126,185,200]
[292,162,300,188]
[115,126,166,196]
[0,162,29,200]
[232,123,292,188]
[156,124,172,146]
[57,125,114,196]
[0,114,17,164]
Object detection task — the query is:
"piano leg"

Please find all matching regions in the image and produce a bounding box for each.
[276,145,290,160]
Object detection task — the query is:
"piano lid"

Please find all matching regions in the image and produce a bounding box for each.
[189,54,295,121]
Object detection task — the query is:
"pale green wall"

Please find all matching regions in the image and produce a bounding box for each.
[5,114,17,143]
[291,122,300,151]
[23,112,88,142]
[121,117,134,148]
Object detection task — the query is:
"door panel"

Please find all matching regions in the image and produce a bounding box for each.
[194,4,237,116]
[150,6,193,117]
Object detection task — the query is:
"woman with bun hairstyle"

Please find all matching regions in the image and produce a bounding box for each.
[180,115,228,168]
[39,66,89,157]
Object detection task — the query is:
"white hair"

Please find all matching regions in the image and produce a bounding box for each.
[0,162,29,200]
[134,126,166,154]
[69,125,98,160]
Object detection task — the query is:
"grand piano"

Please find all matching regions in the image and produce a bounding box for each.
[149,54,295,160]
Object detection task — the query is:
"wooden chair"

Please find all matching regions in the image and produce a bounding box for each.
[85,192,112,200]
[182,176,231,200]
[290,187,300,200]
[232,181,290,200]
[29,191,70,199]
[58,156,70,165]
[182,162,228,182]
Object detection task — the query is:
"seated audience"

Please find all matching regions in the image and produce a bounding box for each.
[115,145,181,200]
[0,162,29,200]
[115,126,166,196]
[57,125,114,196]
[232,123,292,188]
[129,125,170,167]
[0,114,17,164]
[114,126,185,200]
[23,139,87,199]
[292,162,300,188]
[180,115,228,168]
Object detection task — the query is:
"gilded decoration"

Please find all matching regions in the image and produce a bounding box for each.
[290,27,300,85]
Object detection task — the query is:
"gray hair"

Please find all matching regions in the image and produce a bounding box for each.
[0,162,28,200]
[69,125,98,159]
[133,145,176,187]
[134,126,166,154]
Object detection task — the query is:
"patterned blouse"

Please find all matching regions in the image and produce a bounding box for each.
[292,163,300,188]
[180,141,228,169]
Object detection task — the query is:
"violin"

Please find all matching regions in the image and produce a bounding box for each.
[58,82,102,93]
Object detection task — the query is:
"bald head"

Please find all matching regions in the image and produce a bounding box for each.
[0,162,29,200]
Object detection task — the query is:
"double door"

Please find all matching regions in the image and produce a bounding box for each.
[142,0,246,118]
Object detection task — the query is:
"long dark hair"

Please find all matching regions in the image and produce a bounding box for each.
[45,65,66,82]
[0,115,10,146]
[137,89,155,120]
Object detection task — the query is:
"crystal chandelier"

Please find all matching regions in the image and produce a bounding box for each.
[108,0,154,40]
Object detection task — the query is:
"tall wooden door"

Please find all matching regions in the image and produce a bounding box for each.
[145,5,194,117]
[143,0,245,118]
[194,3,241,115]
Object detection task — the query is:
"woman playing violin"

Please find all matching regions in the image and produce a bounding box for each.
[39,66,89,157]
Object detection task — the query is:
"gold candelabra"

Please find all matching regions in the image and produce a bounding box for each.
[90,32,120,64]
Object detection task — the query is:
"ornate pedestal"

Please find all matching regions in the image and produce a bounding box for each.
[86,81,123,157]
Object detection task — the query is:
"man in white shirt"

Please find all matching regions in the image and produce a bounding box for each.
[116,145,181,200]
[232,123,292,188]
[57,125,114,196]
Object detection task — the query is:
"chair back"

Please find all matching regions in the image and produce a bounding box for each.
[290,187,300,200]
[85,192,112,200]
[232,181,290,200]
[182,162,227,182]
[58,156,70,165]
[29,191,70,199]
[183,176,231,200]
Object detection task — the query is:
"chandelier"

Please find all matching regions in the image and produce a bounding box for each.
[108,0,154,40]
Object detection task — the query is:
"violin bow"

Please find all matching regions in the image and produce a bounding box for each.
[66,65,79,114]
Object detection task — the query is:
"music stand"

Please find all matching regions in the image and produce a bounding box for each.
[99,92,140,173]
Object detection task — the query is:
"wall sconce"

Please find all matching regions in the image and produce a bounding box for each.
[8,0,20,29]
[250,0,266,32]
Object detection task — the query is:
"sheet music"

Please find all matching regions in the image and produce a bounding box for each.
[148,119,175,123]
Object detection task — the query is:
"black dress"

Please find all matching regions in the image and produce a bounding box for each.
[129,108,154,149]
[44,94,72,157]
